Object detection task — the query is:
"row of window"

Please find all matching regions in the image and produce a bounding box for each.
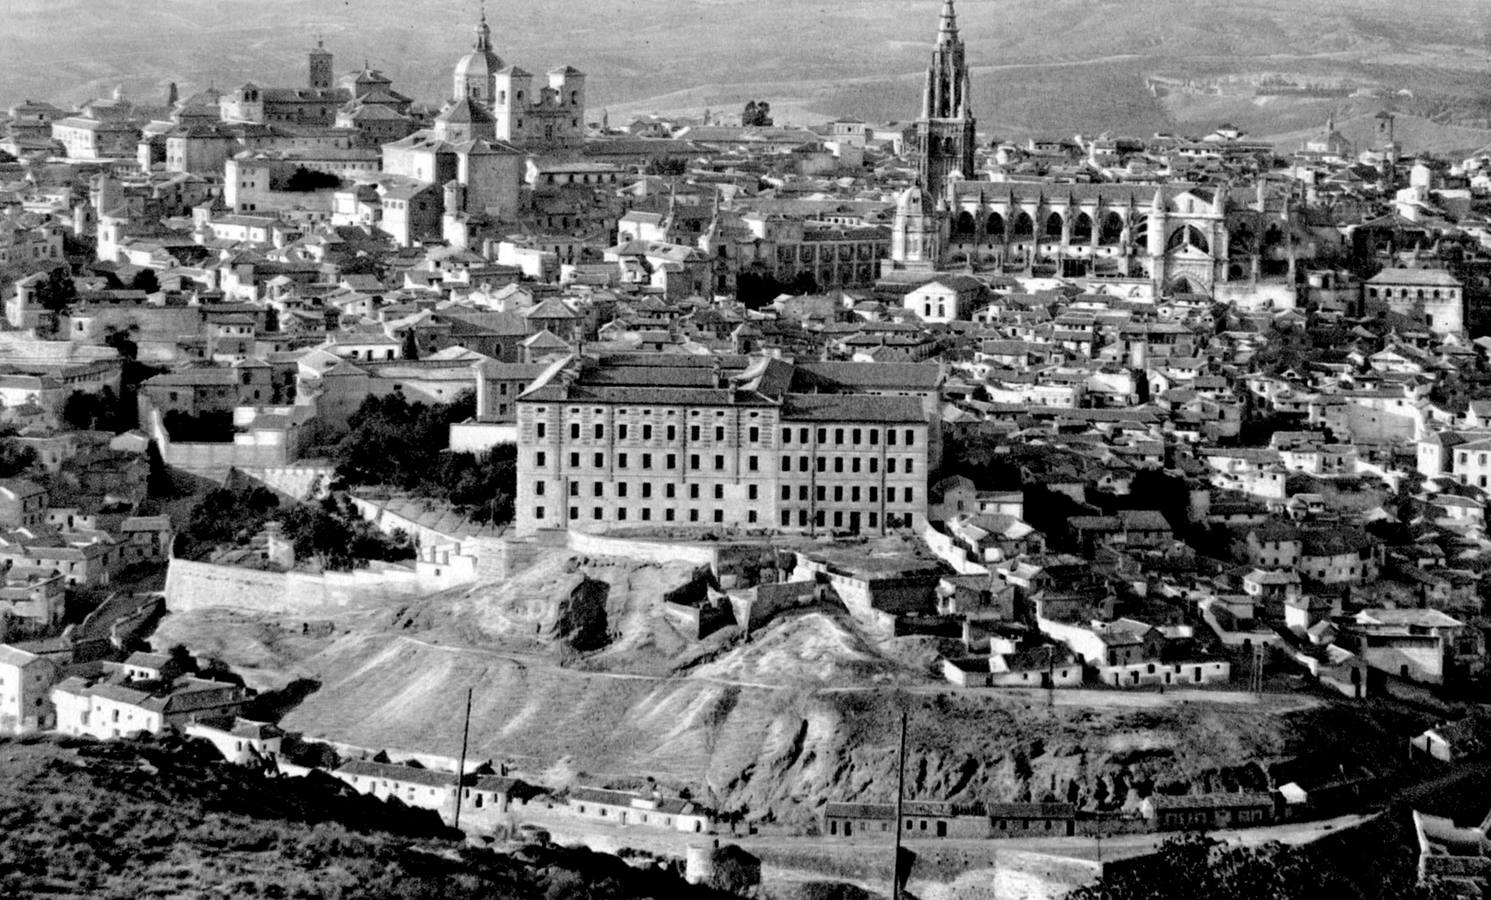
[541,480,915,505]
[782,426,917,447]
[550,423,768,443]
[535,505,903,531]
[533,450,916,475]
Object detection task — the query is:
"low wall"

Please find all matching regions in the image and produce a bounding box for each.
[922,522,990,576]
[567,530,723,571]
[728,581,816,634]
[164,557,446,614]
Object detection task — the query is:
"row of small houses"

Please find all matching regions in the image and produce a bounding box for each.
[324,757,715,834]
[822,781,1385,841]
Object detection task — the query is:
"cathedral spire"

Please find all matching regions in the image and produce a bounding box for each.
[937,0,959,44]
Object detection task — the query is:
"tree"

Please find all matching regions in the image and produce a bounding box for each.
[34,267,77,334]
[0,438,37,478]
[129,269,160,294]
[103,325,138,361]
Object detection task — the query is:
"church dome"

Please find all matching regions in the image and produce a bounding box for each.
[453,13,503,100]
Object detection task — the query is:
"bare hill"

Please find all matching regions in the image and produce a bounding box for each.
[5,0,1491,142]
[154,549,1438,827]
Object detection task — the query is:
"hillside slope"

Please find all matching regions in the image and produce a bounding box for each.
[154,551,1438,828]
[0,733,732,899]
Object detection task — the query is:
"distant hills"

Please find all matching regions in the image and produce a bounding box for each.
[2,0,1490,146]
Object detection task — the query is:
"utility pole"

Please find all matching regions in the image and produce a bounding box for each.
[452,686,474,831]
[892,708,908,900]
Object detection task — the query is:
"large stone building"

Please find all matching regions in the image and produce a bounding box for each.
[905,0,976,191]
[514,355,941,536]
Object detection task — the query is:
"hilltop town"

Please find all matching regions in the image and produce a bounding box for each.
[1,2,1491,898]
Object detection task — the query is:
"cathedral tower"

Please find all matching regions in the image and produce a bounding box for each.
[909,0,976,190]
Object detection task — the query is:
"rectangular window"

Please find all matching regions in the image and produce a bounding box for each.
[537,422,546,439]
[852,428,861,444]
[570,423,580,439]
[781,510,791,526]
[888,429,897,446]
[642,482,652,498]
[535,481,546,496]
[869,429,879,446]
[781,427,791,444]
[799,427,809,444]
[643,424,652,440]
[748,484,758,500]
[690,509,700,522]
[888,459,897,474]
[748,456,758,471]
[690,454,700,470]
[817,457,827,472]
[816,486,826,502]
[749,426,759,443]
[642,453,652,469]
[817,428,827,444]
[593,507,602,520]
[570,482,580,497]
[833,486,844,502]
[665,508,675,521]
[781,455,791,471]
[799,485,808,500]
[569,507,579,520]
[617,453,627,469]
[714,485,724,500]
[568,452,579,467]
[593,452,604,468]
[714,509,724,523]
[666,484,676,499]
[870,458,878,473]
[666,454,676,469]
[834,428,844,444]
[689,484,700,499]
[617,483,628,498]
[535,506,545,519]
[593,483,604,497]
[800,455,809,471]
[781,485,791,501]
[690,425,701,441]
[887,487,897,503]
[714,454,724,470]
[715,426,724,441]
[851,458,861,473]
[904,429,915,446]
[618,424,627,440]
[905,487,914,502]
[851,486,860,502]
[641,507,651,521]
[536,451,546,467]
[834,458,844,473]
[869,486,878,502]
[904,458,913,475]
[667,425,676,441]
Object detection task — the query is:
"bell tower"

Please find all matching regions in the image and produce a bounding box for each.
[909,0,976,190]
[309,38,333,91]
